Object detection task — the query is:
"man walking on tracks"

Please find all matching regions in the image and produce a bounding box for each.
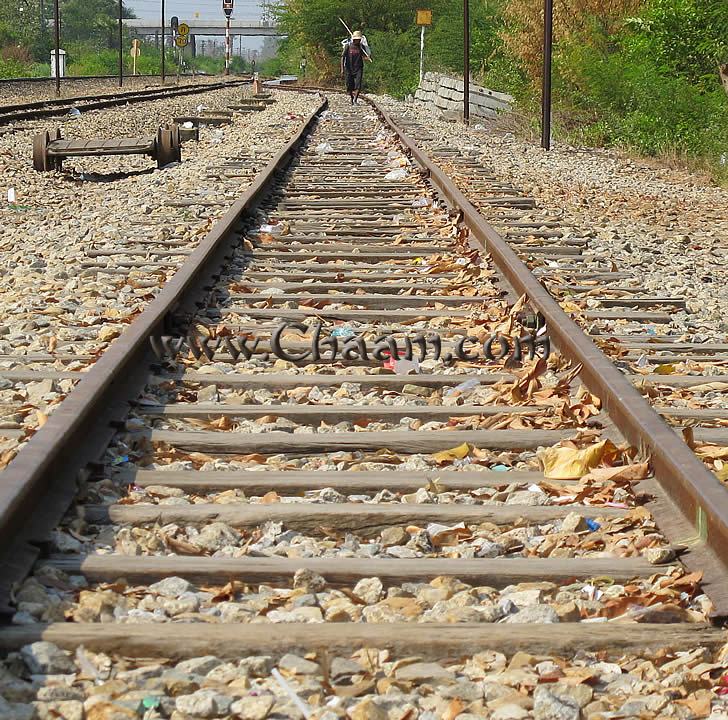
[341,31,371,105]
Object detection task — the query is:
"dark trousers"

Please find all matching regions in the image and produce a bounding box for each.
[346,69,363,92]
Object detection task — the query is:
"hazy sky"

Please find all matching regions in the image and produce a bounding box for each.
[126,0,265,21]
[125,0,269,50]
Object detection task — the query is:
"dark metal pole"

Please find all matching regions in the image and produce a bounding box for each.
[118,0,123,87]
[541,0,553,149]
[53,0,60,96]
[161,0,166,83]
[463,0,470,122]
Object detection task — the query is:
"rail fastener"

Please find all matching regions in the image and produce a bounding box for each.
[32,123,182,172]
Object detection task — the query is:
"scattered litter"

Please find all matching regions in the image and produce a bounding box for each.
[384,168,408,182]
[259,287,286,296]
[68,107,81,116]
[636,354,649,368]
[142,697,161,710]
[360,159,378,167]
[444,378,480,396]
[182,121,194,129]
[260,224,284,236]
[111,455,129,466]
[7,187,15,203]
[393,358,420,375]
[411,197,431,208]
[271,668,312,719]
[491,464,510,471]
[432,442,471,464]
[315,142,333,155]
[331,326,355,338]
[586,518,601,531]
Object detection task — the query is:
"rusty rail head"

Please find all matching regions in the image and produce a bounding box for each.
[0,92,327,614]
[367,96,728,616]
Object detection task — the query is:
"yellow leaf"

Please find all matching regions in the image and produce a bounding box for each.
[654,363,676,375]
[538,440,611,480]
[560,301,582,313]
[432,442,471,464]
[716,465,728,482]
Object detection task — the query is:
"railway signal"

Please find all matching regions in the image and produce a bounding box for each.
[223,0,234,75]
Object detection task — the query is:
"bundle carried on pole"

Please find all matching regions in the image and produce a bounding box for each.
[339,17,372,60]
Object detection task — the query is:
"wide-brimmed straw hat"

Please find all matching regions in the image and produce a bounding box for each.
[352,31,363,40]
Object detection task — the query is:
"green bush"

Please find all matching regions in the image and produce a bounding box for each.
[0,55,28,78]
[556,33,728,175]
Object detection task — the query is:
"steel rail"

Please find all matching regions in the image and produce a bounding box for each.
[0,74,167,84]
[0,78,250,124]
[368,95,728,616]
[0,91,327,615]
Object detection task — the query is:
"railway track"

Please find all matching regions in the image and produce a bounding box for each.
[0,91,727,718]
[0,78,250,125]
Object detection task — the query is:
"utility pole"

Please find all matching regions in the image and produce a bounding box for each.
[463,0,470,122]
[161,0,165,83]
[53,0,60,96]
[541,0,554,149]
[39,0,45,41]
[118,0,123,87]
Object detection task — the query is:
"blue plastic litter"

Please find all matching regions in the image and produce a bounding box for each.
[331,327,355,338]
[111,455,129,466]
[586,518,601,531]
[491,464,509,472]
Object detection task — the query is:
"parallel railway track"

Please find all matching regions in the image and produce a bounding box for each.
[0,77,250,125]
[0,89,727,717]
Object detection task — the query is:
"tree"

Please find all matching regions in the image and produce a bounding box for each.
[60,0,135,49]
[625,0,728,91]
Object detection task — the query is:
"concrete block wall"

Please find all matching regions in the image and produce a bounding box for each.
[414,71,512,119]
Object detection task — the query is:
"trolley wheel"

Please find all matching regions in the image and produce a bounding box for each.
[52,129,63,171]
[169,123,182,162]
[155,127,175,169]
[33,131,51,171]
